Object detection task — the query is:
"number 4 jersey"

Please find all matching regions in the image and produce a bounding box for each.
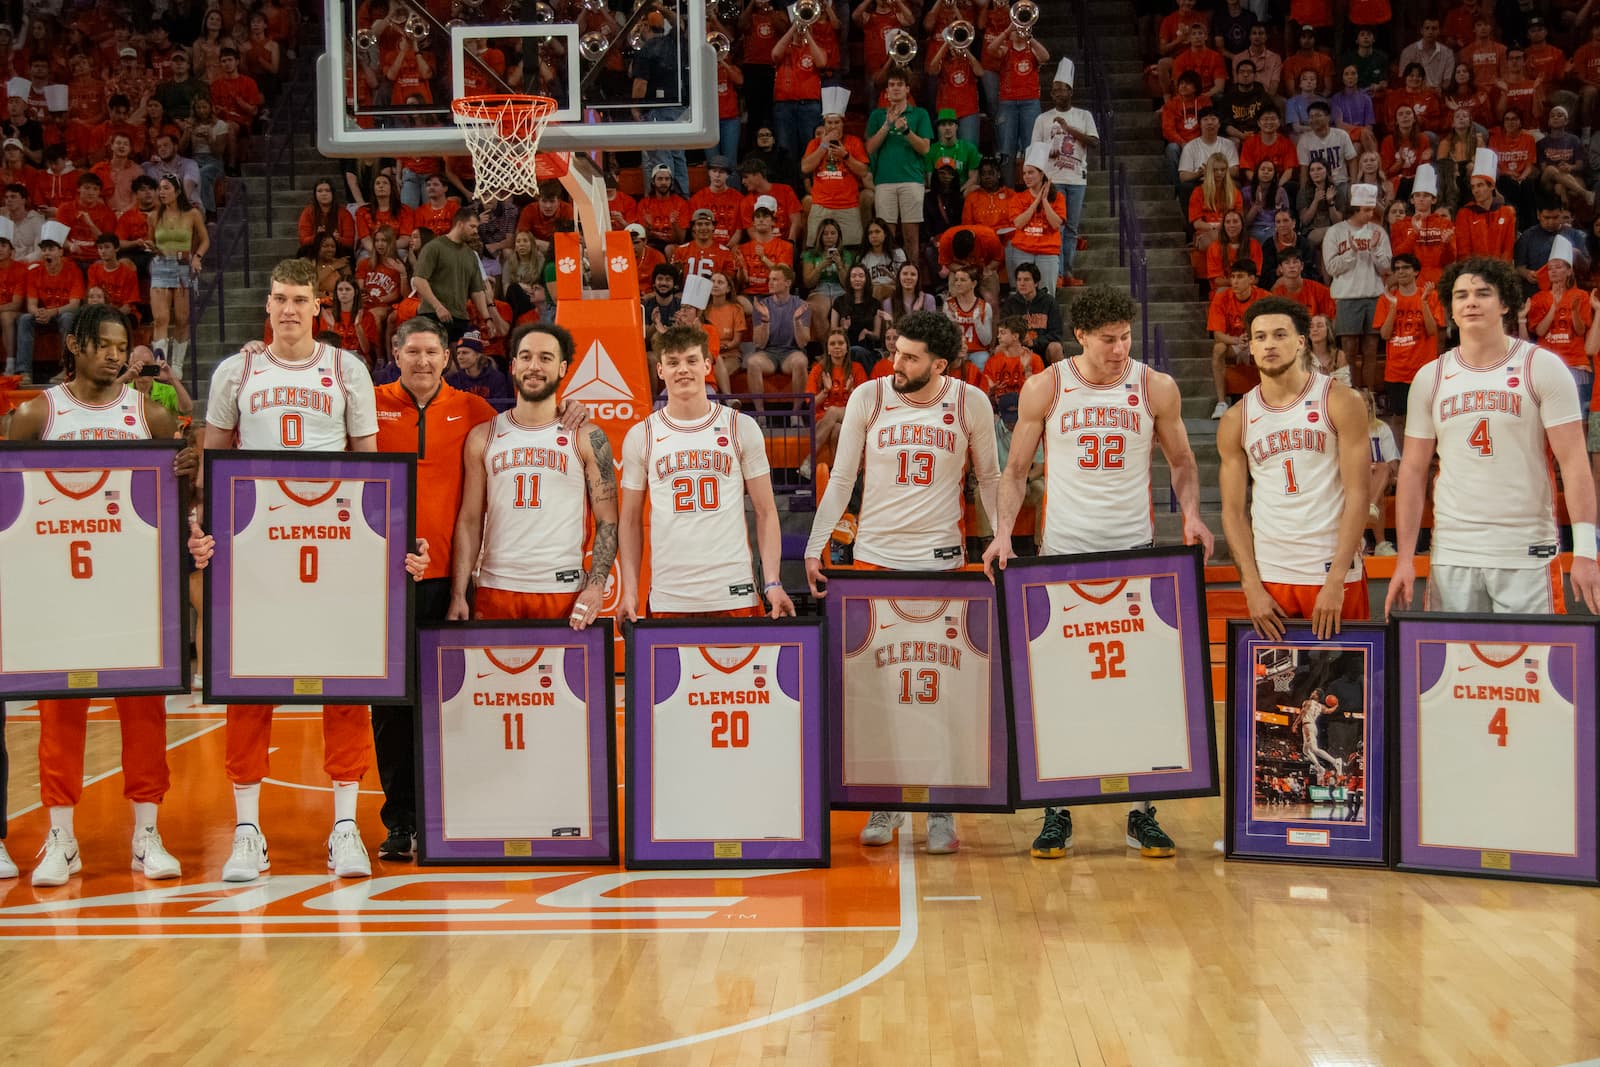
[1021,577,1192,781]
[229,479,388,678]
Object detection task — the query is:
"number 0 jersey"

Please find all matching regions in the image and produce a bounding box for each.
[1240,371,1362,585]
[1041,358,1156,555]
[477,412,588,594]
[39,383,149,440]
[205,343,379,450]
[1405,341,1580,569]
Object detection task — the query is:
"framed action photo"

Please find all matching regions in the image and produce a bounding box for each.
[624,617,828,869]
[416,620,617,865]
[996,545,1217,808]
[0,441,188,699]
[1225,621,1389,868]
[1394,613,1598,885]
[825,569,1011,813]
[202,450,416,706]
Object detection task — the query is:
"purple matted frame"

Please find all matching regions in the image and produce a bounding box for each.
[825,569,1012,813]
[1225,621,1389,868]
[202,450,415,706]
[416,620,617,865]
[996,545,1218,808]
[1394,613,1598,886]
[0,441,187,699]
[624,618,829,869]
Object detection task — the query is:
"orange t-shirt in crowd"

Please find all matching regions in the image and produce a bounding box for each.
[516,199,573,243]
[413,197,462,237]
[358,260,405,307]
[0,259,28,304]
[805,136,869,210]
[356,203,415,242]
[87,259,140,307]
[983,348,1043,398]
[687,186,743,245]
[871,356,896,378]
[937,225,1005,270]
[736,235,795,296]
[1009,190,1068,256]
[638,193,690,243]
[26,261,86,309]
[1526,287,1593,371]
[1271,278,1336,319]
[1373,288,1446,383]
[738,184,803,235]
[1208,285,1270,337]
[963,186,1020,240]
[807,361,858,414]
[672,241,739,284]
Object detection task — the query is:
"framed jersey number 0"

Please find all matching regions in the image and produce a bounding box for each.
[202,451,416,705]
[997,545,1218,808]
[0,441,188,699]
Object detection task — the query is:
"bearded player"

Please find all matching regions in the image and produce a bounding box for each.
[805,309,1001,856]
[981,286,1213,861]
[6,304,195,886]
[1218,296,1371,642]
[450,322,618,626]
[190,257,428,883]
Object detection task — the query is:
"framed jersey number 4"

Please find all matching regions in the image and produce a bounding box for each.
[997,545,1219,808]
[202,451,417,705]
[1394,613,1599,886]
[0,441,189,699]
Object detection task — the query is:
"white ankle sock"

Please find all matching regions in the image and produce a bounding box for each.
[48,806,74,834]
[234,783,261,831]
[332,780,359,825]
[132,802,158,831]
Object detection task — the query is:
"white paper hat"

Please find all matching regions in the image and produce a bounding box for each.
[1054,58,1074,87]
[1349,183,1378,208]
[42,84,68,112]
[5,77,28,100]
[682,273,712,310]
[1551,234,1575,265]
[1472,147,1498,181]
[1023,141,1053,173]
[1411,163,1438,198]
[0,216,14,244]
[821,85,850,117]
[39,220,69,245]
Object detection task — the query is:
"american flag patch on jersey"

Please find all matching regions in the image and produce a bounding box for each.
[538,662,552,674]
[336,497,351,507]
[753,663,766,674]
[1126,591,1140,602]
[1525,657,1538,667]
[104,489,119,500]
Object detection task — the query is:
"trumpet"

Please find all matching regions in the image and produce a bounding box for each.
[887,28,917,65]
[579,28,611,59]
[708,30,731,57]
[532,1,557,22]
[355,27,378,50]
[793,0,820,25]
[581,0,609,9]
[402,10,431,44]
[1010,0,1038,36]
[941,19,973,51]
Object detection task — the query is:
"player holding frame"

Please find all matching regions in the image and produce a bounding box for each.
[1217,296,1371,641]
[1385,255,1600,615]
[4,304,195,886]
[618,324,795,622]
[981,286,1213,860]
[450,322,618,626]
[189,257,428,882]
[806,309,1001,856]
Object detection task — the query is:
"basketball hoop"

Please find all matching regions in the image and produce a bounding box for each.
[450,94,567,199]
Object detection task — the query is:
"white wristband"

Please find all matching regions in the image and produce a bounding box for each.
[1575,523,1597,561]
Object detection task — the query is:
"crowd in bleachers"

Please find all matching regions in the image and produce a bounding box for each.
[0,3,288,388]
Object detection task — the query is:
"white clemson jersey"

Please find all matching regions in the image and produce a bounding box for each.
[229,479,389,678]
[1418,642,1576,857]
[620,403,768,613]
[648,644,804,841]
[40,384,150,440]
[0,469,161,673]
[478,412,588,593]
[205,343,378,450]
[1041,358,1156,555]
[842,598,992,788]
[1406,341,1580,569]
[1241,371,1361,585]
[1021,577,1191,780]
[439,646,593,840]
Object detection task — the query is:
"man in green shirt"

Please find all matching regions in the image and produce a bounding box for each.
[925,108,982,193]
[866,68,933,264]
[412,204,507,346]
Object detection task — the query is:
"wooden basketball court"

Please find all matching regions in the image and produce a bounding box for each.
[3,694,1599,1065]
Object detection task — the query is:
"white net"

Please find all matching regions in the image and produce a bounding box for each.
[450,95,560,201]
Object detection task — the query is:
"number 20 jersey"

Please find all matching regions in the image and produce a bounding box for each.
[1041,358,1156,555]
[1025,578,1190,780]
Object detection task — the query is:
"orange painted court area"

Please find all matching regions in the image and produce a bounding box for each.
[0,699,901,939]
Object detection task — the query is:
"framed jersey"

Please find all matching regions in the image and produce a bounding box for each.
[202,451,416,705]
[624,617,828,869]
[997,545,1218,808]
[417,620,617,865]
[0,441,188,699]
[1394,614,1598,886]
[826,569,1013,813]
[1225,622,1390,868]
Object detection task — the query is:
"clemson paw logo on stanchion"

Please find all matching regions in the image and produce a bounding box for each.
[559,256,578,274]
[610,256,629,273]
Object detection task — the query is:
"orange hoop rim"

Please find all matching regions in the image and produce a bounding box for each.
[450,93,560,123]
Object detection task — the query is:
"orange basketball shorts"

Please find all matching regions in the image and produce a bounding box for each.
[38,696,170,807]
[650,605,766,619]
[1263,580,1370,622]
[474,586,581,621]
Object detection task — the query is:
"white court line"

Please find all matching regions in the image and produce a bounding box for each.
[5,720,226,821]
[537,832,920,1067]
[923,895,980,901]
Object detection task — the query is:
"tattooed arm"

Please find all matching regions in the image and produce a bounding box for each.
[572,425,620,630]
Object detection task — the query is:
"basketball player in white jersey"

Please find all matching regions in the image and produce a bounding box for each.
[450,322,618,625]
[4,304,193,885]
[1217,296,1371,641]
[1384,256,1600,616]
[980,286,1213,860]
[618,323,795,621]
[806,309,1001,855]
[189,257,429,882]
[1297,689,1342,776]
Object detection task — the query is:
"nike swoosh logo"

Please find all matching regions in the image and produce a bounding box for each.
[1249,414,1264,424]
[1444,372,1460,379]
[36,498,54,505]
[253,369,269,375]
[496,432,511,439]
[691,673,708,679]
[1457,665,1474,672]
[268,504,286,511]
[879,623,895,629]
[476,672,495,679]
[1061,388,1077,395]
[884,405,901,411]
[447,415,463,422]
[656,436,671,443]
[54,409,70,415]
[1059,604,1077,614]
